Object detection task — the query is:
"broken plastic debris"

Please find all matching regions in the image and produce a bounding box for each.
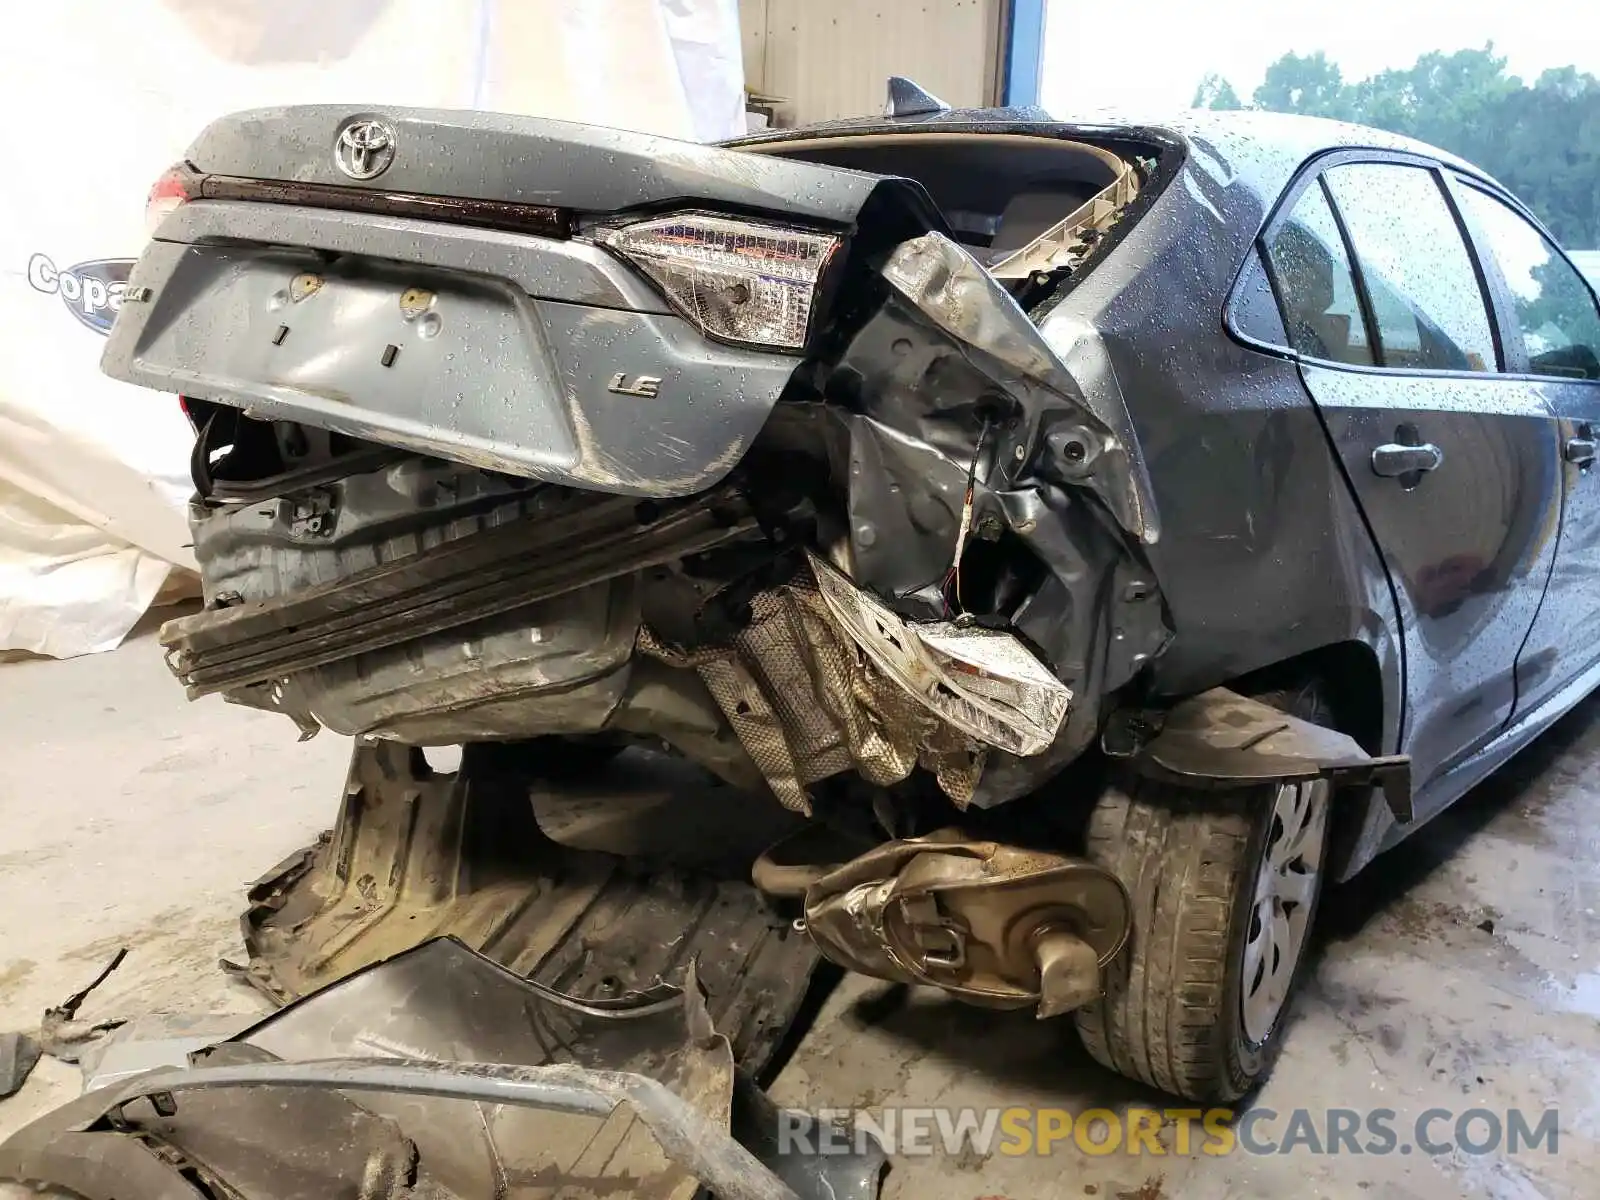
[0,1033,41,1099]
[38,947,129,1064]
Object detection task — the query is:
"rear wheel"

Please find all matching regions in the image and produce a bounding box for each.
[1073,703,1333,1101]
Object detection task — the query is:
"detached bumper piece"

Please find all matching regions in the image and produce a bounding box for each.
[0,938,884,1200]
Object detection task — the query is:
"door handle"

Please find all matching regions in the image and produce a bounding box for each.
[1371,442,1444,478]
[1564,436,1597,465]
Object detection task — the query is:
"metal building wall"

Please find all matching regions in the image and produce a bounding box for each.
[739,0,1006,126]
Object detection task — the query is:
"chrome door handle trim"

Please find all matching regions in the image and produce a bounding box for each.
[1564,436,1596,465]
[1371,442,1444,477]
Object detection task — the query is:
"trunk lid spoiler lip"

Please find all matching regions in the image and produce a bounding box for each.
[184,105,945,234]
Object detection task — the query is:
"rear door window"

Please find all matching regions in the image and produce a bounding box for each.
[1455,185,1600,381]
[1262,181,1373,366]
[1322,163,1498,373]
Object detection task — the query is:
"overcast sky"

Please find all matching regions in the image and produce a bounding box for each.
[1040,0,1600,117]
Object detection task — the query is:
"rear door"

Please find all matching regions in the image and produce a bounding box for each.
[1260,156,1563,790]
[1449,178,1600,715]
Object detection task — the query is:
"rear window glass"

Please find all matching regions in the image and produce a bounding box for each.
[1456,185,1600,381]
[1263,181,1373,366]
[1322,163,1497,373]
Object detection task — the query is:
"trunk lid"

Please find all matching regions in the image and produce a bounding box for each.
[102,107,940,498]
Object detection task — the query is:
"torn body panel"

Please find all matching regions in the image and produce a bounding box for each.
[810,232,1170,804]
[862,232,1158,545]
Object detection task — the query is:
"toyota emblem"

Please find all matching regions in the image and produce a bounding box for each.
[335,119,396,181]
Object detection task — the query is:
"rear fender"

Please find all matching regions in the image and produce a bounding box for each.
[817,232,1172,806]
[872,232,1159,546]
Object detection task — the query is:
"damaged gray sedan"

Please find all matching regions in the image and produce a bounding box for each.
[100,86,1600,1106]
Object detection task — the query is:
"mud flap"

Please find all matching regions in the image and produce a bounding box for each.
[235,740,822,1075]
[1111,687,1413,822]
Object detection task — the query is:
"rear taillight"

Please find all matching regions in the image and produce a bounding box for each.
[596,212,840,352]
[147,164,201,235]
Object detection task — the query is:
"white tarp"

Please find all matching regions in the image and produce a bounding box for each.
[0,0,744,658]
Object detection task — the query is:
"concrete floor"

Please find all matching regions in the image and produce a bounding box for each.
[3,622,1598,1199]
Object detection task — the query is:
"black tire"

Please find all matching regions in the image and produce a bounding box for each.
[1073,690,1334,1102]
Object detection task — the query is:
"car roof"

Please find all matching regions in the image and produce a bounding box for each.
[1133,106,1482,178]
[731,105,1498,209]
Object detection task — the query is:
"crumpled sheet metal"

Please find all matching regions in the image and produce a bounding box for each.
[640,575,986,814]
[232,740,822,1081]
[641,552,1073,813]
[802,829,1132,1016]
[879,231,1158,545]
[883,233,1082,396]
[807,551,1071,757]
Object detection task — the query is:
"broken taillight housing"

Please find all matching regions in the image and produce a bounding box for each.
[598,212,839,351]
[147,164,202,235]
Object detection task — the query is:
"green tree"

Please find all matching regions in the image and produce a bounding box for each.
[1252,52,1354,120]
[1192,45,1600,246]
[1191,73,1243,110]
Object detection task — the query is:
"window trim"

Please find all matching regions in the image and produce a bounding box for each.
[1446,172,1600,388]
[1316,173,1386,367]
[1249,173,1378,368]
[1226,147,1509,381]
[1439,172,1529,375]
